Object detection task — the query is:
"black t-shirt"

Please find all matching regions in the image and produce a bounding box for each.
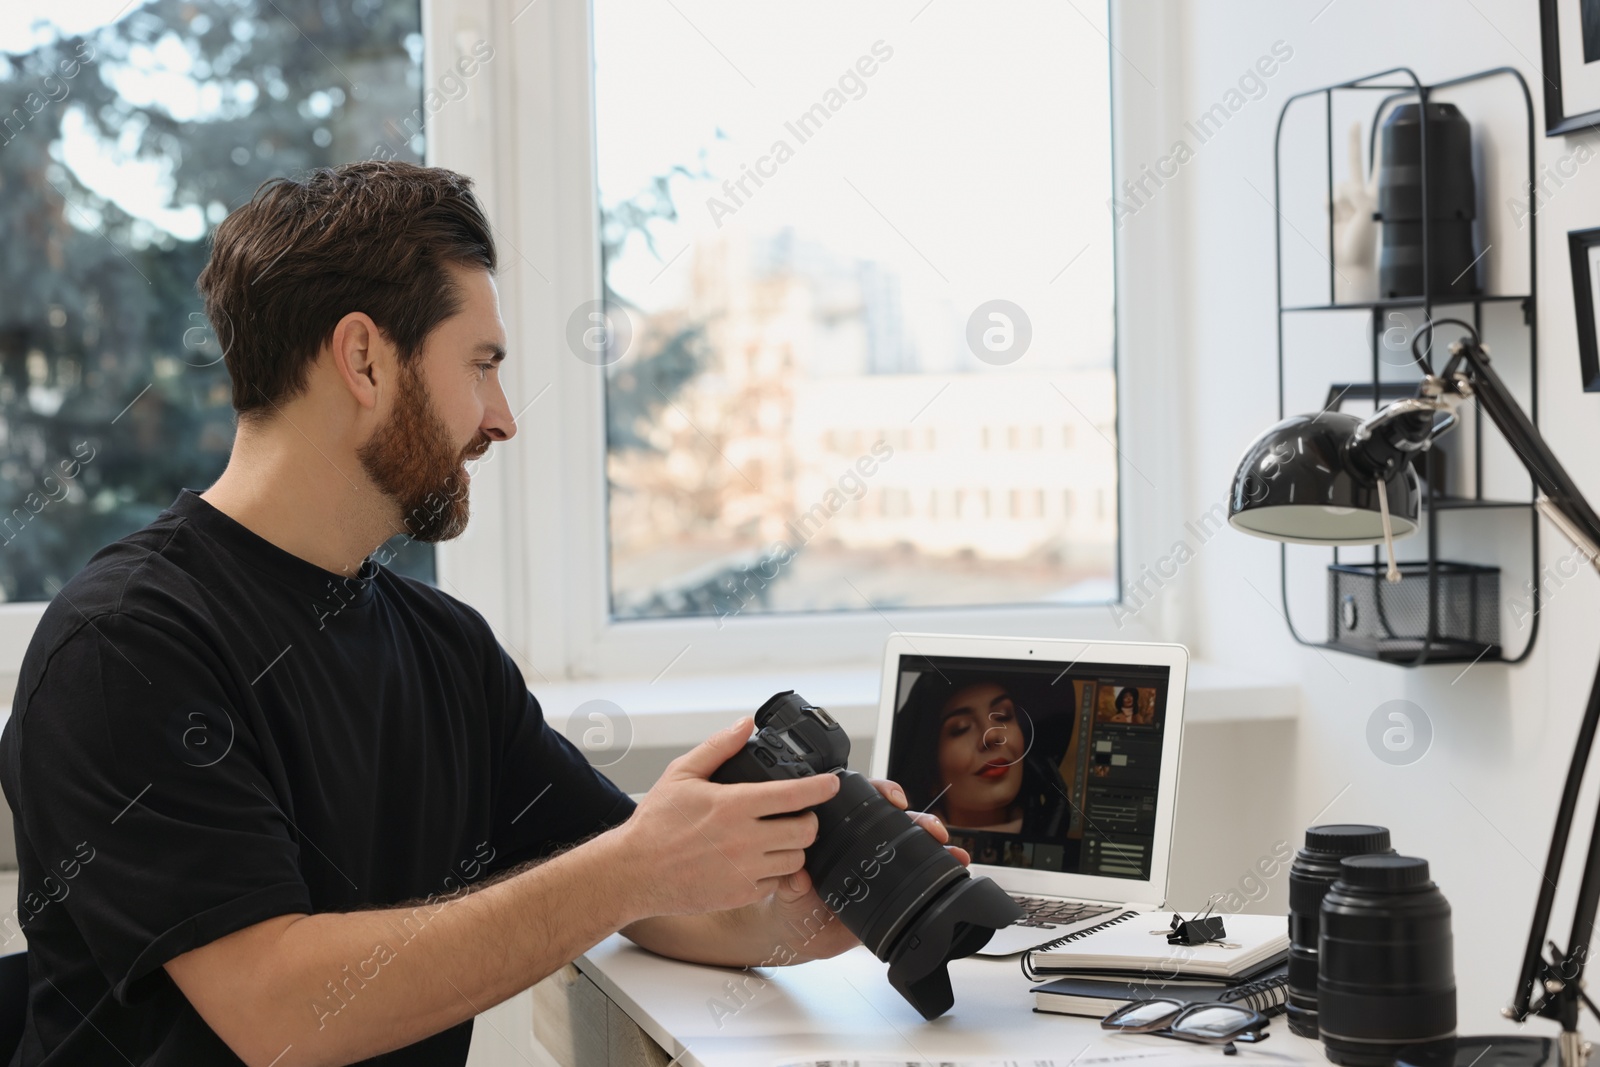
[0,490,636,1065]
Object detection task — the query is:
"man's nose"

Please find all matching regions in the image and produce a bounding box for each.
[483,380,516,442]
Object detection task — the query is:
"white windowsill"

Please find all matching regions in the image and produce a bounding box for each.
[538,661,1299,751]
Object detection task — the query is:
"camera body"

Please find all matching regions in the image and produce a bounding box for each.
[711,690,1021,1020]
[710,689,848,788]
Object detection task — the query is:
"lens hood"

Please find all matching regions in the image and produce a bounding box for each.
[884,872,1021,1020]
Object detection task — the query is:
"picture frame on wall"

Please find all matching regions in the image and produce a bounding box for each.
[1541,0,1600,136]
[1568,227,1600,392]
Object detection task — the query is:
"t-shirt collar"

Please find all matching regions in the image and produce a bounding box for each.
[165,489,380,612]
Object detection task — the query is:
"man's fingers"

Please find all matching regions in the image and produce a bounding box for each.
[741,771,840,817]
[868,777,908,809]
[946,845,970,866]
[762,811,820,851]
[778,866,813,902]
[667,717,754,781]
[761,848,808,879]
[907,810,948,843]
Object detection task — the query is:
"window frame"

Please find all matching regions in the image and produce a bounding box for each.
[503,0,1188,682]
[0,0,1190,691]
[0,0,498,682]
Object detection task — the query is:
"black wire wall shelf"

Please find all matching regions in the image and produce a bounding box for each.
[1281,293,1532,314]
[1270,65,1540,667]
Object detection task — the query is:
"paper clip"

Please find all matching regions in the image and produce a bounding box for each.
[1166,898,1229,947]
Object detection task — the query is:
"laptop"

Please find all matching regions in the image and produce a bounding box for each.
[870,633,1188,957]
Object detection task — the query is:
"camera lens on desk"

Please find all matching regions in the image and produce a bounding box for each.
[1286,824,1394,1038]
[1319,854,1456,1067]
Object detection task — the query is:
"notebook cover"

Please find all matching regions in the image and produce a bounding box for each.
[1032,962,1289,1018]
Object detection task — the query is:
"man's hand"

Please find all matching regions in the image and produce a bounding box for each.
[761,778,969,963]
[612,717,841,919]
[619,769,969,969]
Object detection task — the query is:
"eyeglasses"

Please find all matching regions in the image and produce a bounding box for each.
[1101,1000,1270,1052]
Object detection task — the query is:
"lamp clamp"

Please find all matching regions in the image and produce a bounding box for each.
[1349,394,1458,453]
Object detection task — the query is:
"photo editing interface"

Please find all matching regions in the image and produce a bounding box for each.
[887,655,1170,881]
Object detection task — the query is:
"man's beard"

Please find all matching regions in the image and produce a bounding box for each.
[357,363,490,544]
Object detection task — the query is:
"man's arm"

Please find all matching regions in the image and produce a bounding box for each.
[165,718,838,1067]
[620,783,967,968]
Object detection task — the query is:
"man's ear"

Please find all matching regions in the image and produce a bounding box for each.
[327,312,388,411]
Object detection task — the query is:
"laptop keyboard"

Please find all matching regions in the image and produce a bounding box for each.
[1009,896,1119,929]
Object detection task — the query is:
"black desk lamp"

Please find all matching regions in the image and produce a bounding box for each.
[1227,318,1600,1067]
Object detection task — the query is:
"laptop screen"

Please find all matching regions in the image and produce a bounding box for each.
[886,653,1172,882]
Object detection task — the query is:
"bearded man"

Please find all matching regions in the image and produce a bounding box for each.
[0,161,959,1067]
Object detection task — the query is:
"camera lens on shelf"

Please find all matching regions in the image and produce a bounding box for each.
[1319,854,1456,1067]
[1286,824,1394,1038]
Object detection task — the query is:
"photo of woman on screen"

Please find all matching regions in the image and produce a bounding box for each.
[1095,684,1152,725]
[1113,687,1136,722]
[887,670,1075,842]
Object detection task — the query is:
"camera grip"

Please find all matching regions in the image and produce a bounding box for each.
[708,737,817,788]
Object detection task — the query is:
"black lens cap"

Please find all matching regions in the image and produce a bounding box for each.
[1397,1036,1555,1067]
[1339,853,1431,890]
[1305,823,1392,856]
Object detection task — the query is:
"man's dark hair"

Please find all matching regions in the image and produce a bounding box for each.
[197,160,497,419]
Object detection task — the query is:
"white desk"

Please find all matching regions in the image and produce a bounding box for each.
[560,934,1325,1067]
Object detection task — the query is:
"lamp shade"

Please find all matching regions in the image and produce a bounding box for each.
[1228,411,1420,545]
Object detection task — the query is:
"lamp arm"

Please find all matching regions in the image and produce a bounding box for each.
[1451,341,1600,546]
[1446,340,1600,1027]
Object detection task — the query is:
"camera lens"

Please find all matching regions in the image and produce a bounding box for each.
[808,772,967,955]
[1319,854,1455,1066]
[807,771,1021,1019]
[1287,824,1393,1037]
[712,692,1021,1020]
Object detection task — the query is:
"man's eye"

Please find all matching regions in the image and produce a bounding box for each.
[474,362,494,380]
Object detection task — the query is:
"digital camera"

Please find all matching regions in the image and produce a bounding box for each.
[711,690,1021,1019]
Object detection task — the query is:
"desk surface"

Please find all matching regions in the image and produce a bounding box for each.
[577,934,1326,1067]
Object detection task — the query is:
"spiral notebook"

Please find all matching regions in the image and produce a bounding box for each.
[1020,910,1289,983]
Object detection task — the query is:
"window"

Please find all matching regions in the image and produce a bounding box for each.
[592,1,1117,620]
[0,0,433,606]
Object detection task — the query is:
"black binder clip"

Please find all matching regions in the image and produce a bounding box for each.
[1166,901,1227,946]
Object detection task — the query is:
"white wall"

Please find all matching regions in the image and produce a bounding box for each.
[1119,0,1600,1032]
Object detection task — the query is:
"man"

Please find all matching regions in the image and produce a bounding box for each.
[0,161,962,1066]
